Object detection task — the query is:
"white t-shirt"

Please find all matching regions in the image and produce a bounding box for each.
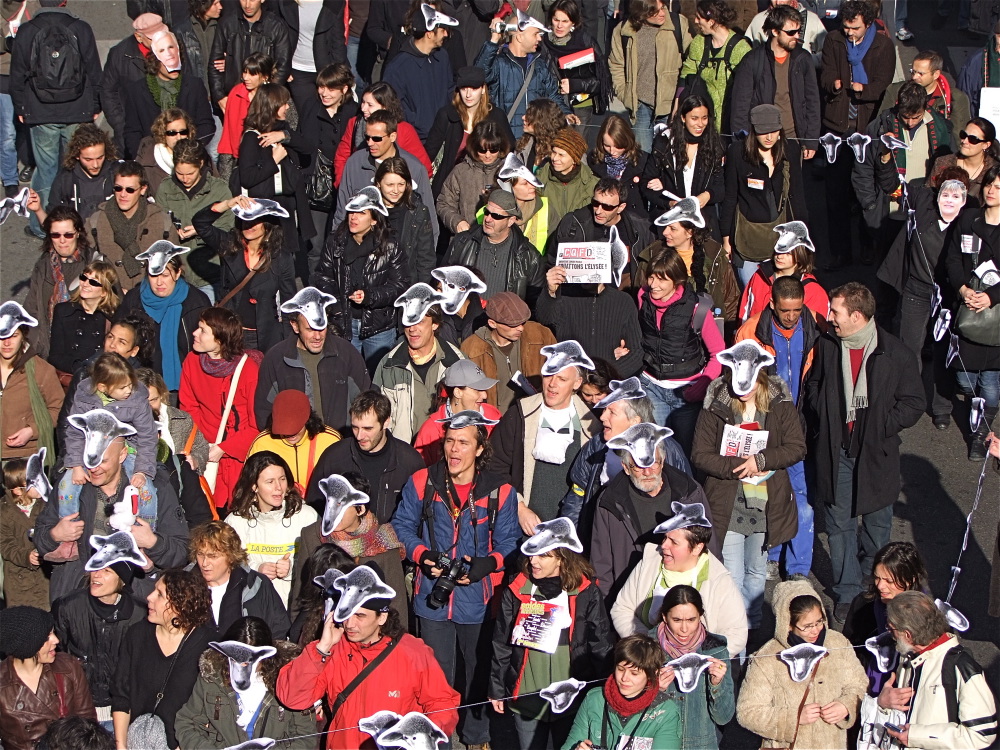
[209,578,228,626]
[291,0,325,72]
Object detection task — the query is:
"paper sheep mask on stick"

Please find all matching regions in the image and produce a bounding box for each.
[521,517,584,555]
[319,474,370,537]
[540,678,586,713]
[68,409,138,470]
[221,741,276,750]
[654,191,706,228]
[880,133,910,151]
[607,422,674,469]
[0,187,30,224]
[136,240,191,276]
[84,530,148,572]
[970,397,986,433]
[209,641,278,691]
[280,287,337,330]
[496,153,544,189]
[436,410,498,430]
[313,568,346,619]
[360,710,403,744]
[505,8,551,33]
[394,283,445,327]
[865,631,898,673]
[608,225,629,288]
[819,133,842,163]
[539,340,595,376]
[376,712,450,750]
[0,301,38,339]
[847,132,872,163]
[779,643,827,682]
[773,221,815,254]
[935,599,970,632]
[933,308,952,342]
[667,652,714,693]
[332,564,396,622]
[431,266,487,315]
[25,448,52,498]
[653,122,670,138]
[420,3,458,30]
[231,198,290,221]
[718,340,775,397]
[594,377,646,410]
[654,502,713,535]
[946,333,960,368]
[345,186,389,217]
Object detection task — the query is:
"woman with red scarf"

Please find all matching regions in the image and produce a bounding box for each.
[179,307,261,509]
[563,634,682,750]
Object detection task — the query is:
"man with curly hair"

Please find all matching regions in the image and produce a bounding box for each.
[31,124,117,223]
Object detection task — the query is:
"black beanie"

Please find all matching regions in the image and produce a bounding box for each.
[109,560,136,588]
[0,606,55,659]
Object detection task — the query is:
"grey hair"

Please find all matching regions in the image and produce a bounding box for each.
[938,179,968,203]
[886,591,949,647]
[618,396,654,424]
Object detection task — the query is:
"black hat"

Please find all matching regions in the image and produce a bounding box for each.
[109,560,136,587]
[456,66,486,89]
[0,606,54,659]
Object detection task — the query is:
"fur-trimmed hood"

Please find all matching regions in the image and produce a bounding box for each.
[703,373,792,415]
[198,640,302,692]
[771,579,824,649]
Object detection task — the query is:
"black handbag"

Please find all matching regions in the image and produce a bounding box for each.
[306,150,335,212]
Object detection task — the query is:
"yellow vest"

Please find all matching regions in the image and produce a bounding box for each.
[476,197,550,254]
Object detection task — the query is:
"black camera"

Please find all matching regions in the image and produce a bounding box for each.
[427,555,470,609]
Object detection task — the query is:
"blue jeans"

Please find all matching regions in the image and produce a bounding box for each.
[956,369,1000,409]
[512,710,575,750]
[639,373,700,455]
[767,461,814,576]
[825,451,894,603]
[893,0,908,29]
[29,122,79,236]
[722,530,767,628]
[207,113,223,162]
[633,102,667,155]
[0,94,17,187]
[733,253,761,290]
[347,35,365,90]
[58,451,158,530]
[351,318,397,374]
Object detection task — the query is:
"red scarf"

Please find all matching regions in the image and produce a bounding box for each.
[928,75,952,118]
[603,674,658,718]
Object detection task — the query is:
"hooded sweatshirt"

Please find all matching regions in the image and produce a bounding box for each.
[382,38,454,140]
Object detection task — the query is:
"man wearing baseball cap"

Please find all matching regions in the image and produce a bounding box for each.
[459,291,556,413]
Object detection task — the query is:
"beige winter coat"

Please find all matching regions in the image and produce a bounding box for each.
[609,542,747,657]
[609,16,692,117]
[737,580,868,749]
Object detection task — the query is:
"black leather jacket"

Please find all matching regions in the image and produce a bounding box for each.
[207,11,292,103]
[443,225,544,305]
[312,227,410,339]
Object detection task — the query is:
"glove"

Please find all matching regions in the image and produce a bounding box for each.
[419,549,445,576]
[464,555,498,584]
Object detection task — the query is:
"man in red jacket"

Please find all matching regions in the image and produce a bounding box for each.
[276,565,459,750]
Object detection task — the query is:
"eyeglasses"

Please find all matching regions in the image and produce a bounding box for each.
[164,129,190,137]
[365,134,386,142]
[779,26,801,36]
[591,199,622,212]
[49,231,77,239]
[794,619,826,633]
[478,146,500,154]
[78,274,102,288]
[113,185,139,194]
[484,210,512,221]
[960,130,986,145]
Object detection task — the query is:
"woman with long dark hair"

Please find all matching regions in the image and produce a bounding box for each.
[437,120,511,235]
[312,187,409,372]
[544,0,612,133]
[22,204,95,359]
[175,616,315,749]
[515,98,566,170]
[587,114,648,218]
[641,94,725,239]
[722,105,807,287]
[48,261,120,381]
[376,156,435,284]
[224,451,319,608]
[193,195,296,353]
[217,53,275,182]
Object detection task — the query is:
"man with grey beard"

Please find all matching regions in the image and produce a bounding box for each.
[590,440,712,599]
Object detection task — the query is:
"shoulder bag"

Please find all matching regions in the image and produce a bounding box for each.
[202,353,249,493]
[735,160,791,263]
[955,242,1000,346]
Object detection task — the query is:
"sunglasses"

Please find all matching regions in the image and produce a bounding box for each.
[478,146,500,154]
[365,134,386,142]
[591,199,622,212]
[960,130,986,145]
[164,129,190,137]
[484,210,512,221]
[113,185,139,194]
[49,231,77,239]
[79,274,102,288]
[779,27,801,35]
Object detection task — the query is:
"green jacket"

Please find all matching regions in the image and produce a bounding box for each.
[679,32,752,130]
[562,684,683,750]
[154,174,234,287]
[537,161,599,227]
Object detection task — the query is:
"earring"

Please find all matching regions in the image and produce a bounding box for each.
[570,25,575,32]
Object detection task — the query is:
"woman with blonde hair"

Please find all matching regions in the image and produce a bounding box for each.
[47,261,119,380]
[136,108,200,194]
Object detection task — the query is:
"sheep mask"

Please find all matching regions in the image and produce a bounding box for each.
[654,191,706,229]
[280,286,337,331]
[394,283,445,327]
[594,376,646,410]
[67,409,138,470]
[520,517,583,556]
[26,448,52,498]
[0,187,30,224]
[0,301,38,339]
[717,340,775,397]
[667,652,714,693]
[345,186,388,217]
[231,198,290,221]
[653,501,712,535]
[819,133,842,163]
[136,240,191,276]
[773,221,815,254]
[607,422,674,469]
[375,711,449,750]
[418,3,458,31]
[331,564,396,622]
[496,152,543,189]
[436,410,499,430]
[539,340,595,377]
[84,530,148,572]
[431,266,487,315]
[312,568,346,620]
[319,474,370,537]
[539,678,586,714]
[779,643,828,682]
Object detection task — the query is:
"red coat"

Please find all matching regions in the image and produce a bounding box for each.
[412,402,502,466]
[218,83,252,157]
[334,115,433,186]
[276,636,459,750]
[178,352,260,507]
[739,270,830,323]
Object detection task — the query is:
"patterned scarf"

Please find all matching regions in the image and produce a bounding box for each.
[199,349,262,377]
[604,153,629,180]
[48,248,82,319]
[326,510,402,559]
[888,111,945,178]
[104,197,148,278]
[656,620,707,661]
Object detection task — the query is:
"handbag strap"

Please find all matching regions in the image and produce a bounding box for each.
[329,638,399,720]
[153,628,194,710]
[787,660,821,750]
[217,266,257,310]
[507,63,537,123]
[213,354,249,445]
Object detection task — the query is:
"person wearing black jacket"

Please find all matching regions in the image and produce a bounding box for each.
[543,0,612,132]
[102,17,163,157]
[366,0,467,76]
[586,116,647,219]
[208,0,291,106]
[275,0,347,110]
[44,124,117,223]
[376,156,435,286]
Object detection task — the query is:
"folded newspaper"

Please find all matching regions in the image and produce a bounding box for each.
[720,424,774,486]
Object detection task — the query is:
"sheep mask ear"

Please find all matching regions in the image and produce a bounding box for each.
[520,517,583,556]
[279,286,337,331]
[779,643,828,682]
[136,239,191,276]
[847,132,872,163]
[865,631,899,673]
[497,153,543,189]
[654,192,705,228]
[607,422,674,469]
[331,564,396,622]
[594,376,646,410]
[84,530,148,572]
[717,340,775,397]
[0,187,31,224]
[419,2,458,31]
[25,448,52,498]
[220,741,276,750]
[359,710,403,743]
[819,133,842,163]
[67,408,138,469]
[319,474,369,537]
[515,7,551,32]
[0,301,38,339]
[654,501,712,535]
[652,122,670,139]
[608,224,629,288]
[539,678,586,714]
[880,133,910,151]
[539,340,595,377]
[431,266,487,315]
[668,653,714,693]
[394,283,445,327]
[377,712,450,750]
[312,568,346,620]
[232,198,290,221]
[773,221,815,254]
[935,599,970,632]
[345,186,388,217]
[436,409,499,430]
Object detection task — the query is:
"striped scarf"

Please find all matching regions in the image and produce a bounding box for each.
[48,249,82,319]
[326,510,403,559]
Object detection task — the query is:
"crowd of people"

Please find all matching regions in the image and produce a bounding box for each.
[0,0,999,748]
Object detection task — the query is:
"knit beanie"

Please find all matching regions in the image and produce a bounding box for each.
[551,128,587,164]
[0,606,55,659]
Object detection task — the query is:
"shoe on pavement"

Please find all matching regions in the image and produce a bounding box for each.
[24,224,45,240]
[969,434,988,461]
[788,573,810,582]
[896,27,913,41]
[766,560,780,581]
[18,165,34,182]
[4,184,18,198]
[933,415,950,430]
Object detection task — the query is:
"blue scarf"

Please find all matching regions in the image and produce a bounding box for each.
[771,317,803,404]
[846,23,876,85]
[140,277,189,391]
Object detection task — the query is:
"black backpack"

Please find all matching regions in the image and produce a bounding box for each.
[28,15,85,104]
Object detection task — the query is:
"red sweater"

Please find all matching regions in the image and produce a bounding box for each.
[739,271,830,323]
[276,636,460,750]
[334,116,433,186]
[218,83,253,157]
